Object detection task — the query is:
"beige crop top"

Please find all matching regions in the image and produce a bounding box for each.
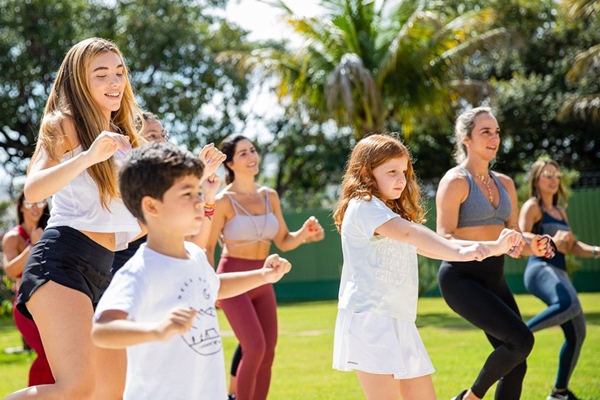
[221,192,279,247]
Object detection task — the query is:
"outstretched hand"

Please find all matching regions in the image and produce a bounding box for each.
[262,254,292,283]
[155,307,198,342]
[302,216,325,243]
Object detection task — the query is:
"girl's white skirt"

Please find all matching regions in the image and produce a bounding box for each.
[333,308,435,379]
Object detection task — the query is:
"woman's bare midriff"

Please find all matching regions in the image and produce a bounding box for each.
[79,230,116,251]
[221,241,272,261]
[453,225,509,242]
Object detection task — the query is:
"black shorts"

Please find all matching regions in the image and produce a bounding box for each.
[17,226,115,320]
[111,234,147,275]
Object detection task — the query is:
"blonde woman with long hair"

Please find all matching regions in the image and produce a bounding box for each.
[519,159,597,400]
[7,38,144,399]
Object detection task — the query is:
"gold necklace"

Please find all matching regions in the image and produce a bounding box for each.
[474,172,494,203]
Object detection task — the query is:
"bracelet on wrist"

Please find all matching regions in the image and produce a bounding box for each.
[593,246,599,259]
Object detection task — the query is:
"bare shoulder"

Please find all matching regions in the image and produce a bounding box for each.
[259,186,279,197]
[438,166,469,191]
[493,171,516,191]
[215,185,233,205]
[262,186,282,207]
[520,198,543,222]
[216,186,239,221]
[59,115,80,149]
[521,198,541,212]
[1,229,20,246]
[440,166,467,182]
[42,112,79,153]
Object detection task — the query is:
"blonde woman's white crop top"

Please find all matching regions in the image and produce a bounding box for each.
[47,146,140,251]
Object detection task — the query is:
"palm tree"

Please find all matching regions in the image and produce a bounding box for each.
[558,0,600,122]
[229,0,514,139]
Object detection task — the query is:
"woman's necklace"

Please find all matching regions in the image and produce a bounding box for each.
[474,172,494,203]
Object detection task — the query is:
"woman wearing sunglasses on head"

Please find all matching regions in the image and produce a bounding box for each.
[519,158,599,400]
[2,192,53,386]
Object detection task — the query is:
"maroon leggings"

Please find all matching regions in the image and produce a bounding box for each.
[13,295,55,386]
[217,256,277,400]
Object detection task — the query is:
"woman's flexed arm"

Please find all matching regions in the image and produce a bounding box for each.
[25,130,130,202]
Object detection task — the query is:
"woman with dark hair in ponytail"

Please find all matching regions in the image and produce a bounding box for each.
[206,134,324,400]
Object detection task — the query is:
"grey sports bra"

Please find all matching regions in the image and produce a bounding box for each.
[457,167,512,228]
[221,192,279,247]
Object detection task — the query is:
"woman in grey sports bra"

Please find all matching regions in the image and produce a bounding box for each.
[436,107,555,400]
[206,135,324,400]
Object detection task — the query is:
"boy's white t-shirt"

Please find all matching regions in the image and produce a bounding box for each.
[338,196,419,321]
[94,242,226,400]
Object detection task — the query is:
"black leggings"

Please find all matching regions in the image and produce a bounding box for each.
[438,256,534,399]
[230,343,242,377]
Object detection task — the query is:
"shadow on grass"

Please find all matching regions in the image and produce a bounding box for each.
[0,325,17,335]
[581,311,600,325]
[0,352,30,366]
[0,317,17,329]
[417,311,600,330]
[416,313,476,330]
[0,318,31,367]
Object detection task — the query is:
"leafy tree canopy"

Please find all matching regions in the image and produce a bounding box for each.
[244,1,596,189]
[0,0,251,179]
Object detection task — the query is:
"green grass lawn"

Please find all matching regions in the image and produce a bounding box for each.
[1,293,599,399]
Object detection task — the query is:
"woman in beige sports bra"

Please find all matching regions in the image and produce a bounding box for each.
[206,134,325,400]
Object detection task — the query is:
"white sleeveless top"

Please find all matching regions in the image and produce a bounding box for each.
[47,146,140,251]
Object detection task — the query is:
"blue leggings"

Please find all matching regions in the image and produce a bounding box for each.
[439,256,534,399]
[524,261,586,389]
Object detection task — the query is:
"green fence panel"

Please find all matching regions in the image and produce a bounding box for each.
[262,189,600,301]
[270,209,343,301]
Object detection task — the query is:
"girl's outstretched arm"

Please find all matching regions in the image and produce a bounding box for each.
[376,217,491,261]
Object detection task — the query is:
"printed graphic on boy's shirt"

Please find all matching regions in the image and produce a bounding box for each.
[178,276,222,356]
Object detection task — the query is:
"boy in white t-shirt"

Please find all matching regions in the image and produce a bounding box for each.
[92,142,291,400]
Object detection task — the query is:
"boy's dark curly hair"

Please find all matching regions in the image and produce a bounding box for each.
[119,142,204,223]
